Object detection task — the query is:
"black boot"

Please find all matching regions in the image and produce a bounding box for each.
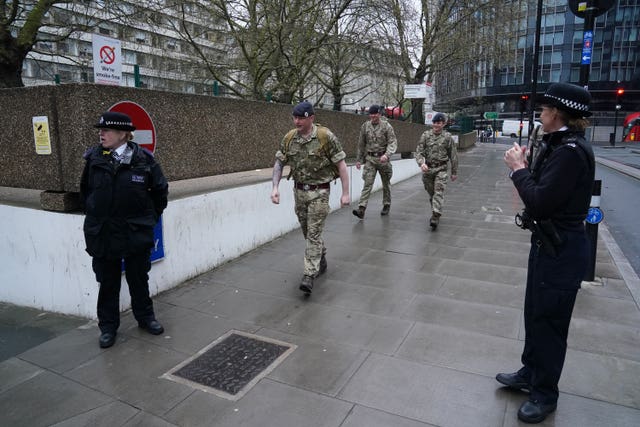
[517,399,557,423]
[352,206,365,219]
[299,275,314,294]
[99,332,117,348]
[380,204,390,216]
[429,212,440,230]
[496,372,530,393]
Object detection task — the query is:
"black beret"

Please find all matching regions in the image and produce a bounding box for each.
[432,112,447,123]
[368,105,380,114]
[292,101,315,117]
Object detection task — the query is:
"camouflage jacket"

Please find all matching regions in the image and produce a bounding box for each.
[356,118,398,163]
[275,124,346,184]
[415,129,458,175]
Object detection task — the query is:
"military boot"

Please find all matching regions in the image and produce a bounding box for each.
[380,204,390,216]
[299,275,314,294]
[318,253,327,276]
[429,212,441,230]
[352,206,366,219]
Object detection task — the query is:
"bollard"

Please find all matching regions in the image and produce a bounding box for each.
[584,180,603,281]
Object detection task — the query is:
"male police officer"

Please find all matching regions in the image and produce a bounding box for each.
[415,112,458,230]
[352,105,397,219]
[271,102,350,294]
[81,112,168,348]
[499,83,595,423]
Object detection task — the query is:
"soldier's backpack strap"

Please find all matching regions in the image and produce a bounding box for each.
[283,129,297,180]
[283,129,297,154]
[315,125,340,180]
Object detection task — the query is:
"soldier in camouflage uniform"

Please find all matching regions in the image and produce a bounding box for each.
[415,112,458,230]
[352,105,398,219]
[271,101,350,294]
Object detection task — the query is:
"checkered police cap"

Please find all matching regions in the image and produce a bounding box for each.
[94,111,136,131]
[542,83,592,117]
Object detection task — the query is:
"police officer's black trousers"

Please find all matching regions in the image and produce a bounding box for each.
[93,252,155,334]
[518,230,587,405]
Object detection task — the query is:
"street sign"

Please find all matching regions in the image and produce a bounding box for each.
[404,84,428,99]
[92,34,122,86]
[586,207,603,224]
[483,112,498,120]
[108,101,164,262]
[581,30,593,65]
[109,101,157,153]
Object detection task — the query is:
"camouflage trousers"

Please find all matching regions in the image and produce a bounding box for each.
[359,160,393,208]
[421,168,448,215]
[294,188,330,276]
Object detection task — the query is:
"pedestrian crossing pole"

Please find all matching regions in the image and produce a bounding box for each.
[584,180,603,282]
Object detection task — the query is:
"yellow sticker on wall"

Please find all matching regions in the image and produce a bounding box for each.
[32,116,52,155]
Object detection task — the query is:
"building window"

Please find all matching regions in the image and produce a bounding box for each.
[135,31,147,44]
[99,27,111,36]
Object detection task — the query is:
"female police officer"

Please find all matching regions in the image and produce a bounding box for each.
[498,83,595,423]
[81,112,168,348]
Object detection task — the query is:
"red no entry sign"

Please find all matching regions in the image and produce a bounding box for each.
[109,101,156,153]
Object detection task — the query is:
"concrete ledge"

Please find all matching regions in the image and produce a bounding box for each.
[40,191,80,212]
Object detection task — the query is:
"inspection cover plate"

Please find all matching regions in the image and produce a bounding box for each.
[162,330,296,400]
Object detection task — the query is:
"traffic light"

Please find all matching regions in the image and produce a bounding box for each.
[616,87,624,110]
[519,94,529,113]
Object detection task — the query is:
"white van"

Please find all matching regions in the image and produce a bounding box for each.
[502,120,541,138]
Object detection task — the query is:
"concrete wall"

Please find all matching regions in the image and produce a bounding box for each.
[0,160,421,318]
[0,84,427,194]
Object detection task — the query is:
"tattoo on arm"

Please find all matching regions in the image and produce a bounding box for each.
[272,160,283,186]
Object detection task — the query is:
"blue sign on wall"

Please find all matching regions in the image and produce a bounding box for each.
[122,215,165,271]
[151,215,165,262]
[581,31,593,65]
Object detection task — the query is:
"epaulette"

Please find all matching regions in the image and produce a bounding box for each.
[83,146,98,160]
[140,145,155,158]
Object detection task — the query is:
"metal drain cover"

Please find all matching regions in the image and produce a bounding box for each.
[162,330,296,400]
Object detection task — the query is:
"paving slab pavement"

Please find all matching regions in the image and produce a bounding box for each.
[1,143,639,427]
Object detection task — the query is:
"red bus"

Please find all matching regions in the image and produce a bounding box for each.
[622,112,640,142]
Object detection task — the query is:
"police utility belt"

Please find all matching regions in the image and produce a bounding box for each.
[295,182,330,191]
[515,210,563,257]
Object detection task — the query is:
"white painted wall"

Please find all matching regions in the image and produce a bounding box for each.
[0,160,420,318]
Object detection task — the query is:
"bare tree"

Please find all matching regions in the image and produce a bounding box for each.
[310,0,380,110]
[161,0,356,103]
[371,0,514,122]
[0,1,144,88]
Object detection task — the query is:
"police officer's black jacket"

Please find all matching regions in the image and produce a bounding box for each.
[80,141,168,258]
[511,129,595,231]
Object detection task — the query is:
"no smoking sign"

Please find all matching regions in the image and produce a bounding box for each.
[99,45,116,64]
